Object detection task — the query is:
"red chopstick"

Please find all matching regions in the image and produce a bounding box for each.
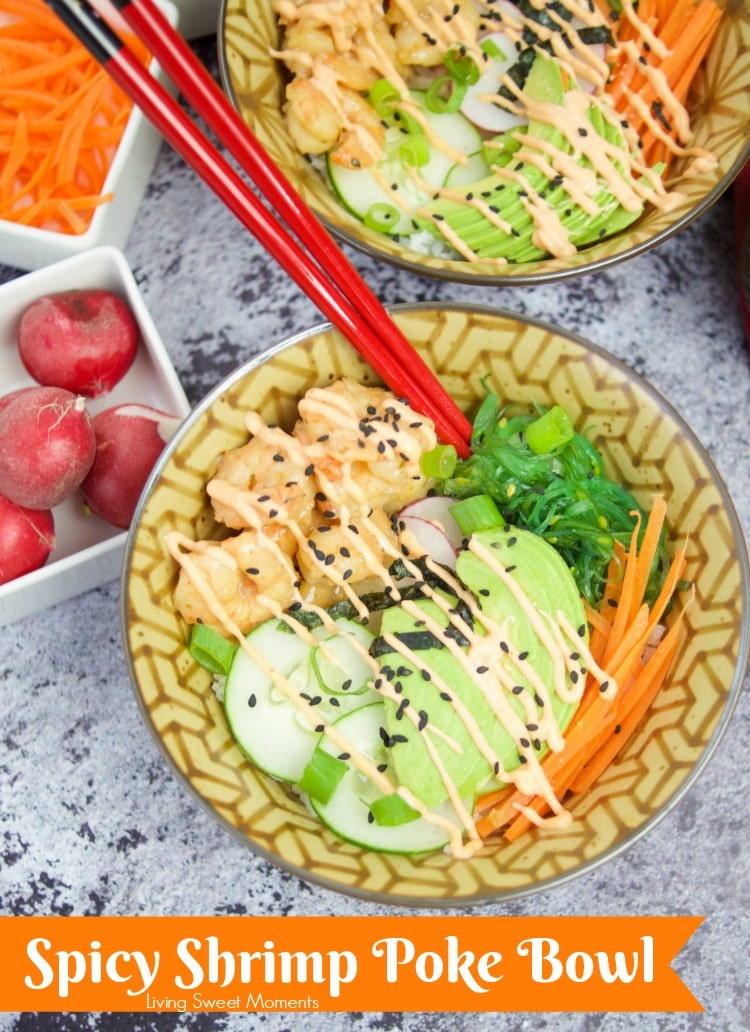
[44,0,472,457]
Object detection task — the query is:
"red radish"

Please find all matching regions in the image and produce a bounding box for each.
[399,514,458,570]
[399,496,464,550]
[18,289,139,397]
[0,494,55,584]
[81,404,182,528]
[0,386,96,509]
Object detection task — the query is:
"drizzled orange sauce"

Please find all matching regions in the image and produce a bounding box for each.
[167,384,616,856]
[272,0,719,262]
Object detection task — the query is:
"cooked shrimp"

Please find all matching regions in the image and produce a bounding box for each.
[284,71,385,167]
[296,508,399,588]
[294,378,437,512]
[284,77,344,156]
[210,423,318,534]
[172,526,298,635]
[386,0,480,68]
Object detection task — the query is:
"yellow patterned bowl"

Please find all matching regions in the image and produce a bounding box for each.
[121,304,749,905]
[217,0,750,286]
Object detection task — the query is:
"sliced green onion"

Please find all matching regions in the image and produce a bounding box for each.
[188,623,237,675]
[450,493,503,535]
[363,202,401,233]
[444,48,480,85]
[370,792,420,827]
[298,749,348,804]
[399,134,430,167]
[392,106,424,135]
[481,38,508,61]
[421,444,458,479]
[368,77,401,118]
[525,405,575,454]
[424,76,467,114]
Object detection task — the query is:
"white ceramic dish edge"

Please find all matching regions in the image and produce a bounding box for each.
[0,245,191,627]
[0,1,179,274]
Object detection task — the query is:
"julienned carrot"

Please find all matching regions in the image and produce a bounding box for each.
[606,0,723,170]
[0,0,149,235]
[474,497,688,843]
[568,605,688,795]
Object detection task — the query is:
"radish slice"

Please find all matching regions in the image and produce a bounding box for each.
[400,515,457,570]
[399,496,465,551]
[460,32,525,134]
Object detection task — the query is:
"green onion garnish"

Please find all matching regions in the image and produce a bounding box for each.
[424,76,467,114]
[368,77,400,118]
[481,38,507,61]
[444,48,480,85]
[450,493,503,535]
[370,792,420,827]
[421,444,458,479]
[399,134,430,167]
[298,749,347,804]
[188,623,237,675]
[363,202,400,233]
[525,405,575,454]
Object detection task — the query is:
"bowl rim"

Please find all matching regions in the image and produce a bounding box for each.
[120,301,750,907]
[216,0,750,287]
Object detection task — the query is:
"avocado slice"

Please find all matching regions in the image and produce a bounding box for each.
[376,526,586,808]
[414,55,646,261]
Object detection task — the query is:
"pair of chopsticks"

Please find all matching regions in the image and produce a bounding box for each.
[44,0,472,457]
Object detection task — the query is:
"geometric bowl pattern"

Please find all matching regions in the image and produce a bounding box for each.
[218,0,750,286]
[121,305,749,905]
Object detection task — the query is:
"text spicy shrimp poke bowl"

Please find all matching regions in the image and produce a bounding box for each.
[121,304,749,905]
[218,0,750,285]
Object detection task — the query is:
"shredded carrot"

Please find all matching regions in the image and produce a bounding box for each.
[0,0,150,235]
[605,0,723,171]
[474,497,689,844]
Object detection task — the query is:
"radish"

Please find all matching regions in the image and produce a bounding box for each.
[81,403,182,529]
[18,289,139,397]
[0,386,96,509]
[399,496,464,550]
[400,514,458,570]
[0,494,56,584]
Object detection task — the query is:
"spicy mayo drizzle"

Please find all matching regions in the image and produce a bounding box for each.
[271,0,719,263]
[167,383,617,856]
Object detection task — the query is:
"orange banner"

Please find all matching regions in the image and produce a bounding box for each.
[0,916,702,1014]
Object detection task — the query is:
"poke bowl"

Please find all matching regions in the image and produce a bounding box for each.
[218,0,750,286]
[121,304,749,906]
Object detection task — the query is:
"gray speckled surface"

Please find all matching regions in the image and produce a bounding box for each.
[1,36,749,1032]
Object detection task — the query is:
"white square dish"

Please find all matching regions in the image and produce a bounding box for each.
[0,245,191,626]
[171,0,222,39]
[0,1,179,273]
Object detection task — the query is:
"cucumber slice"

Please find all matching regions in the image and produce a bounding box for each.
[311,618,374,695]
[326,92,481,235]
[444,151,491,189]
[224,617,378,783]
[310,704,470,854]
